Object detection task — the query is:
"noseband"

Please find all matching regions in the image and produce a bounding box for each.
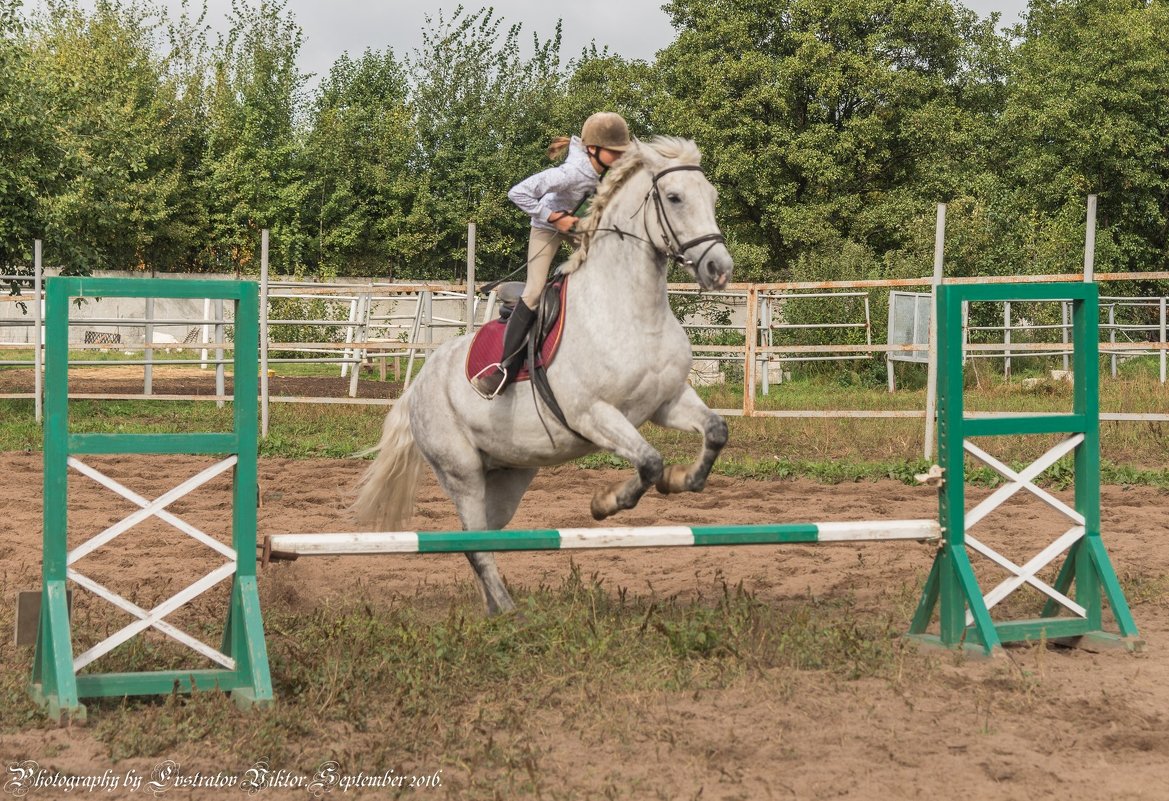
[649,165,726,270]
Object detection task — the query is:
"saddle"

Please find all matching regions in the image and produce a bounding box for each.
[465,274,568,386]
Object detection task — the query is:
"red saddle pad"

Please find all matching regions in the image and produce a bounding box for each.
[465,278,568,385]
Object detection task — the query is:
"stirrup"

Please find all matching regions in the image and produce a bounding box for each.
[471,362,509,400]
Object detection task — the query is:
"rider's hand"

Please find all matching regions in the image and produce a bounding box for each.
[551,214,579,233]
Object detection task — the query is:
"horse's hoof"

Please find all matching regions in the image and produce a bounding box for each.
[655,464,691,494]
[486,598,518,616]
[590,493,614,520]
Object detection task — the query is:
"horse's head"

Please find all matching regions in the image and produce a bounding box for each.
[633,137,734,291]
[567,137,734,291]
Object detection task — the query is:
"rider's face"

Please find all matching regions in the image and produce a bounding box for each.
[596,147,624,168]
[589,146,624,172]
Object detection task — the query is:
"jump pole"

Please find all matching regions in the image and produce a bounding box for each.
[263,520,940,562]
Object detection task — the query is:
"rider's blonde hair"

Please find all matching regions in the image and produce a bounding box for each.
[546,136,571,161]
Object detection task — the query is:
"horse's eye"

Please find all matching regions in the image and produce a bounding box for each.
[667,193,682,204]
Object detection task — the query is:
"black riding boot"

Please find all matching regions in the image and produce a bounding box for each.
[474,298,537,398]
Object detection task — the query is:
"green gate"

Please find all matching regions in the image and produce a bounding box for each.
[30,277,272,722]
[909,281,1140,654]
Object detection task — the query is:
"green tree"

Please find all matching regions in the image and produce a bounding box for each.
[407,7,563,280]
[29,0,187,272]
[303,49,424,278]
[152,0,216,271]
[556,48,665,138]
[994,0,1169,276]
[201,0,307,274]
[0,0,51,271]
[657,0,1010,281]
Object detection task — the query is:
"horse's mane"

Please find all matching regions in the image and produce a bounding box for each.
[561,136,703,274]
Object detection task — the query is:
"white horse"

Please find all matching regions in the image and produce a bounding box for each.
[354,137,734,614]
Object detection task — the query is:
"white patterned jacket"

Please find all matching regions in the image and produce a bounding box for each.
[507,136,598,232]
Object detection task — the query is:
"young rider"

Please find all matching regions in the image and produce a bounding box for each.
[473,111,632,398]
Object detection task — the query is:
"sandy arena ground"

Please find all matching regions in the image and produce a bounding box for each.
[2,451,1168,800]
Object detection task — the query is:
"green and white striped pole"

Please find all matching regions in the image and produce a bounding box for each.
[264,520,940,559]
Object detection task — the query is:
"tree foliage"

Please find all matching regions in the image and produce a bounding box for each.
[406,7,564,279]
[29,0,186,272]
[0,0,1164,283]
[0,0,49,270]
[657,0,1011,281]
[200,0,307,274]
[996,0,1169,274]
[303,49,419,278]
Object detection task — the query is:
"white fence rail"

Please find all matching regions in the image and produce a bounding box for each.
[5,233,1169,437]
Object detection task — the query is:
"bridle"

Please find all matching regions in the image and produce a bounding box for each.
[648,165,726,270]
[588,164,726,272]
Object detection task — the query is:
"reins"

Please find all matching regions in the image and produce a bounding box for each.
[479,193,596,295]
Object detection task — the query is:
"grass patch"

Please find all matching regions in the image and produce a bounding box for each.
[4,368,1169,482]
[1122,572,1169,608]
[2,569,910,774]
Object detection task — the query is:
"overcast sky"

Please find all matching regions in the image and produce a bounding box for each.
[47,0,1032,81]
[252,0,1031,81]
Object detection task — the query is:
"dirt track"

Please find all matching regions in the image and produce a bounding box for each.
[2,452,1168,800]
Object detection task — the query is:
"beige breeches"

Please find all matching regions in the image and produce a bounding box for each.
[522,227,573,307]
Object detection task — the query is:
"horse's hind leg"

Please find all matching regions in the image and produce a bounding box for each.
[484,467,538,529]
[464,552,514,616]
[462,467,538,615]
[429,460,526,615]
[459,468,538,615]
[572,404,664,520]
[651,387,728,494]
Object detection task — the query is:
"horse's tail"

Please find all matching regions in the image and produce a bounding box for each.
[353,387,424,531]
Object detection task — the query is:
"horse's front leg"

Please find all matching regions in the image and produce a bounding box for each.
[651,386,728,495]
[574,404,664,521]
